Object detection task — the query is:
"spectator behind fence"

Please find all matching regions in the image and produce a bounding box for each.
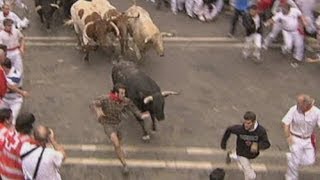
[20,125,66,180]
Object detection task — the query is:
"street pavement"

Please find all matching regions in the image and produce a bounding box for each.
[17,0,320,179]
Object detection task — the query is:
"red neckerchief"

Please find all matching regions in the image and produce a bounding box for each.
[4,29,12,35]
[3,12,9,17]
[108,92,122,103]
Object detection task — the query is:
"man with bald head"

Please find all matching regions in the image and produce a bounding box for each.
[282,94,320,180]
[20,125,66,180]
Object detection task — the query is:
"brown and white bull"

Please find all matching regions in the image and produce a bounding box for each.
[104,9,140,56]
[66,0,119,61]
[126,5,165,60]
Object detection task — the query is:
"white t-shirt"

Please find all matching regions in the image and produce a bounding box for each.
[4,66,22,100]
[20,143,64,180]
[272,8,302,31]
[282,105,320,138]
[0,26,23,49]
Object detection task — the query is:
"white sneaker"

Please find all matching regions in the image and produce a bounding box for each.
[262,44,268,50]
[242,51,249,59]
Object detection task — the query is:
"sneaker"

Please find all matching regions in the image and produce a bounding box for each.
[225,151,231,164]
[281,46,290,55]
[254,55,262,63]
[290,62,299,68]
[262,44,268,50]
[122,165,129,175]
[227,33,234,38]
[242,51,249,59]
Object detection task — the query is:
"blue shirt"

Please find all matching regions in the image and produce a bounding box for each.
[235,0,249,11]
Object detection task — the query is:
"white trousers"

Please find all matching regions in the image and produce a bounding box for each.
[215,0,223,13]
[7,50,23,75]
[285,136,316,180]
[282,30,304,61]
[243,33,262,59]
[0,97,23,125]
[230,153,256,180]
[171,0,185,13]
[264,22,282,47]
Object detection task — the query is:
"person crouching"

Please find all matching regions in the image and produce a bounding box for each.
[242,5,263,62]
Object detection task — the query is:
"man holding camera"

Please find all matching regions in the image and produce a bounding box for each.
[220,111,271,180]
[20,125,66,180]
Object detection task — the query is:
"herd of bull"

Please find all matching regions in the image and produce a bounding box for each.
[35,0,179,140]
[60,0,168,61]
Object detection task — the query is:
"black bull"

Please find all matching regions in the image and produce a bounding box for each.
[35,0,60,29]
[112,61,179,139]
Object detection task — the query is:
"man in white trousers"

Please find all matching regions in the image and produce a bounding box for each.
[0,18,24,81]
[242,4,263,61]
[264,3,307,64]
[0,57,28,125]
[263,0,298,49]
[282,94,320,180]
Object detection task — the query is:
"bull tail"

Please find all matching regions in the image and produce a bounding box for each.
[64,19,74,26]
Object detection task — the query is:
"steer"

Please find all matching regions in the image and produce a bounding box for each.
[104,9,140,56]
[112,61,179,140]
[67,0,120,61]
[35,0,60,29]
[126,5,165,60]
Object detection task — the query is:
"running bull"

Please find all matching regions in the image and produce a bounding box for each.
[126,5,168,60]
[35,0,60,29]
[66,0,120,61]
[112,61,179,140]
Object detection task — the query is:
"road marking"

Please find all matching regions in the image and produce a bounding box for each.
[25,36,241,42]
[64,157,320,174]
[65,157,267,172]
[24,41,282,48]
[62,144,304,158]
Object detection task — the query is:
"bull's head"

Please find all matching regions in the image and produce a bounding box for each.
[93,19,119,46]
[106,11,140,54]
[35,1,60,29]
[144,32,164,57]
[143,91,179,121]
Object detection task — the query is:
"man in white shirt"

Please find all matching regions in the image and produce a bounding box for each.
[0,18,24,79]
[265,3,307,63]
[0,0,28,12]
[20,125,66,180]
[263,0,298,49]
[282,94,320,180]
[0,3,29,30]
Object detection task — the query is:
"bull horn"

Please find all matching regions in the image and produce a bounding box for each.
[161,91,179,97]
[50,3,60,9]
[161,32,175,37]
[110,21,120,37]
[144,36,151,43]
[127,13,140,19]
[143,96,153,104]
[35,5,42,12]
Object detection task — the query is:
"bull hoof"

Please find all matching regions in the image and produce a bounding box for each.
[142,135,150,141]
